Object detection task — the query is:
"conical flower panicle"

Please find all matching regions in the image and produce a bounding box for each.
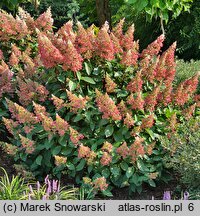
[0,69,13,98]
[172,83,189,106]
[69,127,84,146]
[33,102,48,122]
[182,103,196,120]
[126,71,143,93]
[66,90,87,113]
[93,177,108,191]
[75,21,93,58]
[117,100,132,117]
[129,137,145,163]
[18,7,35,30]
[54,155,67,166]
[124,113,134,128]
[17,78,49,106]
[159,82,173,106]
[110,32,123,54]
[15,15,29,39]
[141,34,165,58]
[95,23,115,61]
[51,94,66,110]
[116,142,129,159]
[141,114,154,129]
[9,44,21,67]
[95,89,122,121]
[105,74,117,93]
[112,18,125,41]
[62,40,83,72]
[55,114,69,136]
[19,134,35,154]
[168,113,177,132]
[57,21,76,44]
[38,33,64,68]
[35,7,53,32]
[183,73,199,95]
[2,117,19,135]
[144,85,160,112]
[0,49,3,59]
[121,24,134,50]
[127,92,144,111]
[40,113,56,134]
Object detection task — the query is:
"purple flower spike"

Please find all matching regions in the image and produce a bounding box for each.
[29,185,34,194]
[37,181,40,191]
[46,180,52,195]
[183,191,189,200]
[53,180,58,193]
[57,181,60,193]
[45,175,49,184]
[28,193,32,200]
[163,191,171,200]
[42,195,47,200]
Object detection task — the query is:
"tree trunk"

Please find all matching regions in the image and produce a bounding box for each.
[96,0,111,28]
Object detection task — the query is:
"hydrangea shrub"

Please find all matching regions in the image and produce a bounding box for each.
[0,8,199,194]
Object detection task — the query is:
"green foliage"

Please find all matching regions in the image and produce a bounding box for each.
[0,167,28,200]
[161,117,200,189]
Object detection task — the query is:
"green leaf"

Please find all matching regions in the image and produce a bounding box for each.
[76,159,86,171]
[110,165,120,177]
[76,71,81,81]
[130,174,139,184]
[120,161,129,171]
[84,62,91,75]
[102,168,110,178]
[102,190,113,197]
[135,0,148,11]
[52,146,62,155]
[67,161,75,170]
[137,160,149,172]
[69,80,77,91]
[81,76,96,84]
[105,125,114,137]
[126,167,134,178]
[148,179,156,187]
[73,114,83,122]
[36,155,43,166]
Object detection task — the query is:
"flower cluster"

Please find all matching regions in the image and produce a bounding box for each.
[116,142,129,159]
[141,114,154,129]
[51,94,66,110]
[69,127,84,146]
[95,89,122,121]
[126,71,143,93]
[54,155,67,166]
[93,177,108,191]
[100,152,112,166]
[66,90,87,113]
[101,141,113,153]
[78,145,91,159]
[129,137,145,163]
[124,113,134,128]
[127,92,144,111]
[0,69,13,98]
[55,114,69,136]
[105,74,117,93]
[19,134,35,154]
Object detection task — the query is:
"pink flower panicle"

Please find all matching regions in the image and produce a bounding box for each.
[117,100,131,117]
[126,71,143,93]
[121,24,134,50]
[0,69,13,98]
[17,78,49,106]
[168,113,177,132]
[19,134,35,154]
[33,102,48,122]
[129,137,145,163]
[0,49,4,59]
[18,7,35,30]
[62,40,83,72]
[95,89,122,121]
[2,117,19,135]
[66,90,87,113]
[183,73,199,96]
[69,127,84,146]
[40,113,56,134]
[183,103,196,120]
[141,114,154,129]
[35,7,53,32]
[101,141,113,153]
[55,114,69,136]
[116,142,129,159]
[9,44,22,67]
[141,34,165,58]
[38,33,64,68]
[144,85,160,112]
[87,151,97,165]
[100,152,112,166]
[124,113,134,128]
[51,94,66,110]
[173,83,189,106]
[78,145,91,159]
[93,177,108,191]
[146,142,155,155]
[75,21,93,58]
[95,22,115,61]
[159,82,173,106]
[120,41,139,66]
[110,32,123,54]
[105,74,117,93]
[127,92,144,111]
[112,18,125,41]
